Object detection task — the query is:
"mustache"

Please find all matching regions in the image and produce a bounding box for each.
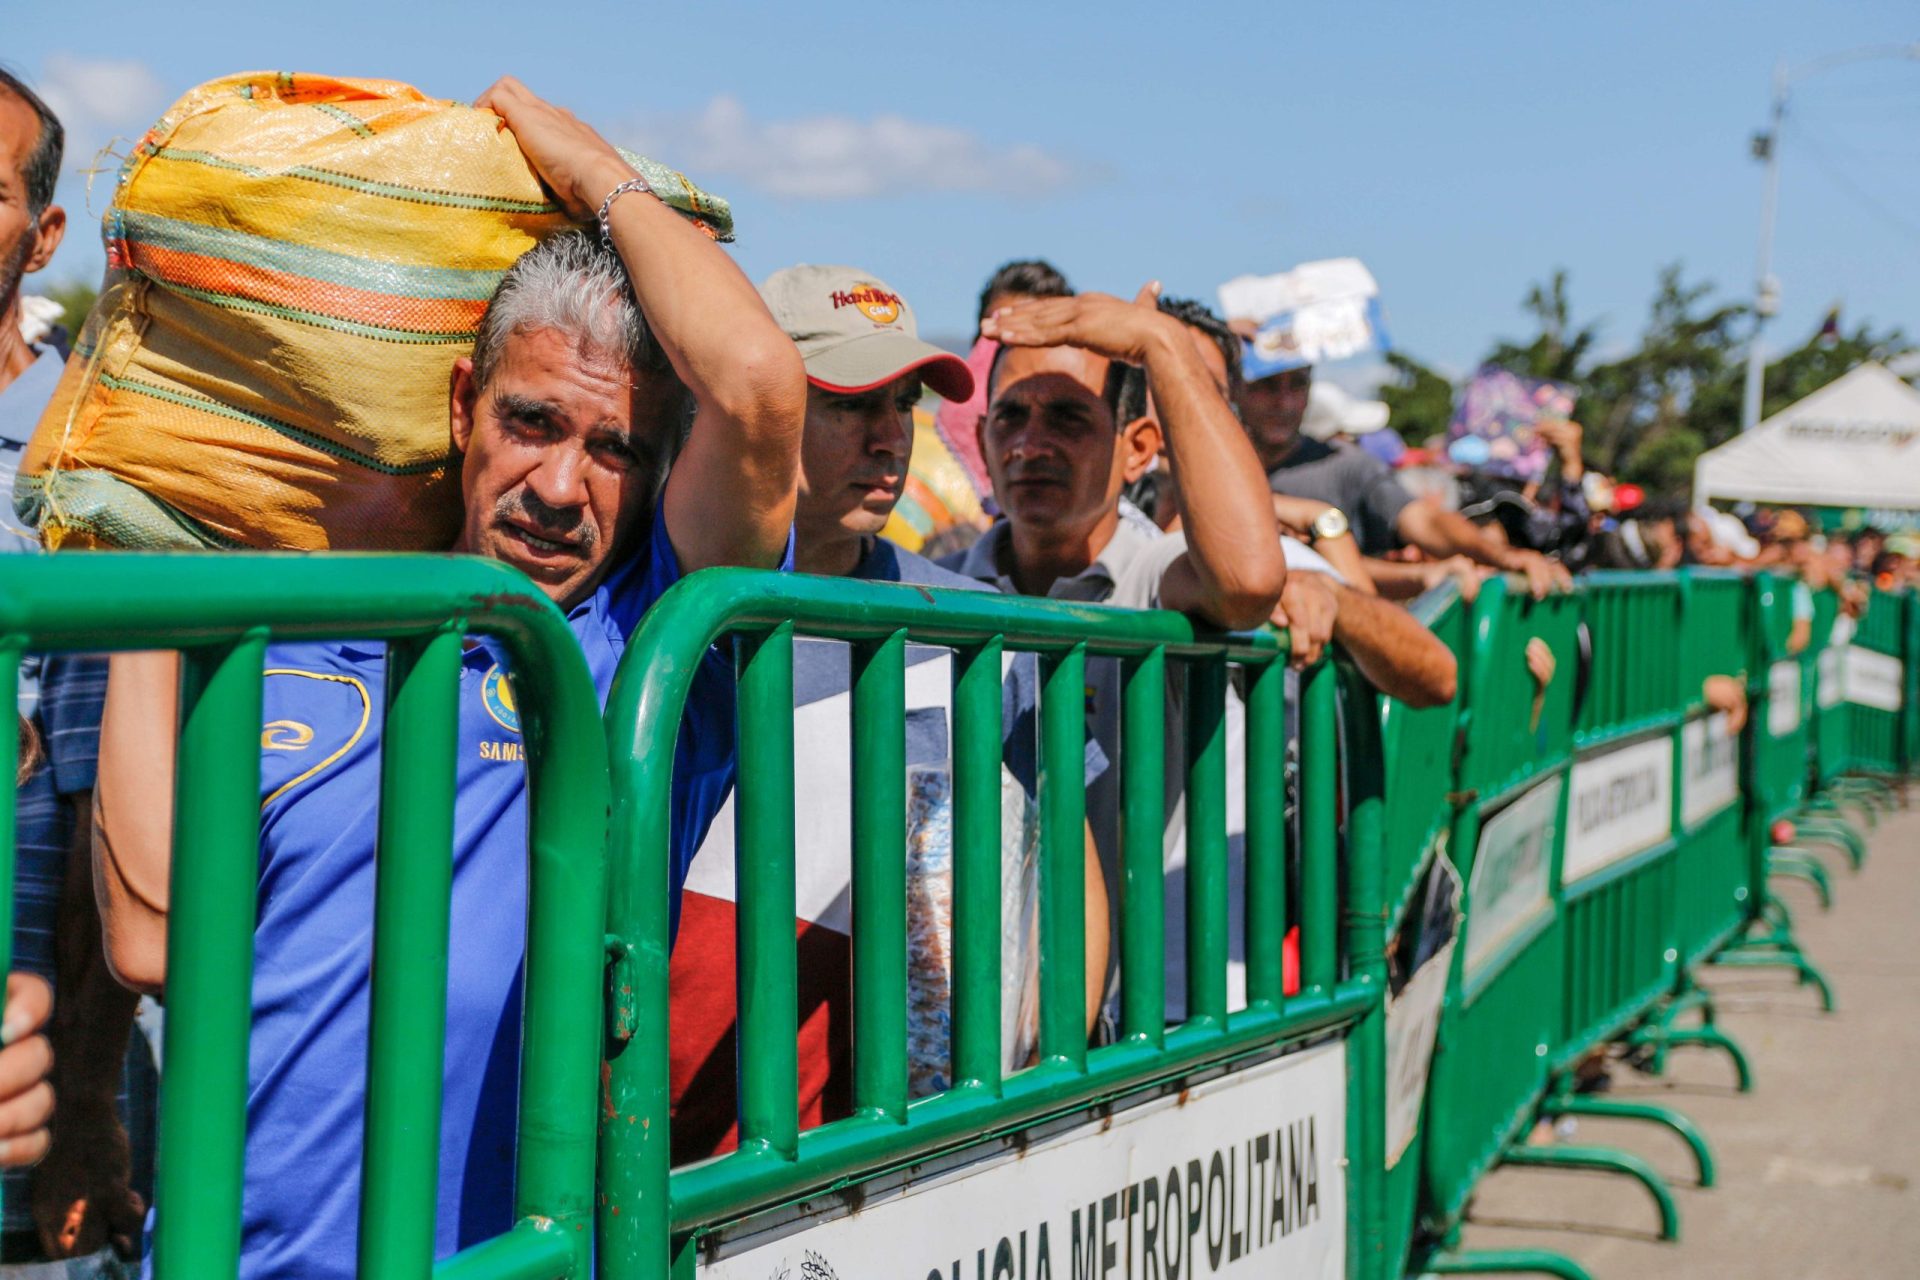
[1004,462,1071,485]
[494,489,598,551]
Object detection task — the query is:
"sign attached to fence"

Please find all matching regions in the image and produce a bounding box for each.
[698,1043,1348,1280]
[1768,661,1802,736]
[1563,735,1673,884]
[1384,849,1460,1168]
[1841,647,1905,713]
[1464,776,1559,982]
[1681,713,1740,828]
[1818,647,1844,709]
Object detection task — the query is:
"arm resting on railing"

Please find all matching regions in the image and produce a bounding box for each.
[92,652,180,996]
[1084,825,1109,1036]
[1323,578,1457,708]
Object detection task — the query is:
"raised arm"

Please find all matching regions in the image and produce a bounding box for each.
[476,78,806,573]
[91,652,179,996]
[984,289,1285,629]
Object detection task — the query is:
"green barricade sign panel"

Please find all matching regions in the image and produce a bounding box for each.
[1563,735,1673,885]
[696,1044,1348,1280]
[1681,713,1740,826]
[1768,660,1802,736]
[1463,777,1560,983]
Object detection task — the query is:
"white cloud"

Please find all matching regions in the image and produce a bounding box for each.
[33,53,169,139]
[627,96,1095,201]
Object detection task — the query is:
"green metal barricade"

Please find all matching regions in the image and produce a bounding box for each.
[0,555,609,1280]
[1840,589,1911,776]
[1414,578,1582,1263]
[1352,584,1467,1278]
[1669,571,1753,974]
[595,569,1387,1280]
[1747,573,1809,829]
[1557,573,1685,1068]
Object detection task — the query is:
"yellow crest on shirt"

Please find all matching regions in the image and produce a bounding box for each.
[481,664,520,734]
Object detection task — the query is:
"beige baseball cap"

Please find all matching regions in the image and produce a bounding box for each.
[760,264,974,402]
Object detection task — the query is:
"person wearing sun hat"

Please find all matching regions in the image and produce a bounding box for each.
[664,264,1111,1160]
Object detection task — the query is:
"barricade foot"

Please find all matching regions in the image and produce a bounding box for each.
[1500,1142,1681,1241]
[1710,948,1837,1012]
[1655,1025,1755,1092]
[1422,1248,1595,1280]
[1790,816,1867,869]
[1539,1096,1716,1186]
[1804,791,1879,830]
[1827,776,1897,817]
[1767,850,1834,908]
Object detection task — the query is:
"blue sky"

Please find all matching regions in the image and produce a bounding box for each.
[10,2,1919,378]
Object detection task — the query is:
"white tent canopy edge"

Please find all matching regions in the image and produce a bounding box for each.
[1693,363,1920,511]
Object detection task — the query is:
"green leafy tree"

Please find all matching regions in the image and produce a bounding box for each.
[41,279,99,335]
[1382,266,1913,500]
[1376,351,1455,449]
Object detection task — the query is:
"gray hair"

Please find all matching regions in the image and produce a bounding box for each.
[471,230,671,391]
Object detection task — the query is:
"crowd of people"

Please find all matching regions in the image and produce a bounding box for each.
[0,69,1912,1279]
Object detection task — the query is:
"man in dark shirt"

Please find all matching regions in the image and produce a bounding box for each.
[1238,358,1569,597]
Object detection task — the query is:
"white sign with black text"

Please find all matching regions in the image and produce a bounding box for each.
[698,1044,1348,1280]
[1681,713,1740,828]
[1818,647,1844,709]
[1463,777,1560,981]
[1564,735,1673,884]
[1842,647,1904,713]
[1768,661,1802,736]
[1384,851,1461,1168]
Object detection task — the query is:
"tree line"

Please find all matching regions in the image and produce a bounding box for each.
[1378,266,1915,497]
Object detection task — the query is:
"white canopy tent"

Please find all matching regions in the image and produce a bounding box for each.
[1694,362,1920,510]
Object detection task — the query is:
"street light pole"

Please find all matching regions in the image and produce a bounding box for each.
[1741,63,1786,434]
[1740,42,1920,433]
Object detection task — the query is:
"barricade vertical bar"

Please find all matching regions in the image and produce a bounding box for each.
[1120,648,1167,1043]
[0,642,17,1227]
[1243,655,1286,1009]
[951,638,1004,1090]
[736,624,799,1159]
[851,633,908,1120]
[1185,659,1229,1026]
[1039,645,1088,1068]
[1300,661,1338,995]
[154,635,266,1280]
[358,628,462,1279]
[1335,664,1391,1280]
[0,645,17,985]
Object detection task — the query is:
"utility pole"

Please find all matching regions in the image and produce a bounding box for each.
[1741,42,1920,433]
[1741,64,1786,434]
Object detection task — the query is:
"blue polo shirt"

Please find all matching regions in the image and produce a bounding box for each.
[230,508,760,1280]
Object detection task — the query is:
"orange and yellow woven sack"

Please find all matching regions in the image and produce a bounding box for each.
[20,71,732,550]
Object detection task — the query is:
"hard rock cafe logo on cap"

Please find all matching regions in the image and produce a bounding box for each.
[831,282,903,326]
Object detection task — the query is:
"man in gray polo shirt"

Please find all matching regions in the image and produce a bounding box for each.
[947,284,1286,1015]
[1237,353,1568,598]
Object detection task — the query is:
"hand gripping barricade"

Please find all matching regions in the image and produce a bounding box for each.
[595,569,1390,1280]
[0,554,610,1280]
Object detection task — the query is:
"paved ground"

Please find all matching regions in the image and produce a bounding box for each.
[1452,796,1919,1279]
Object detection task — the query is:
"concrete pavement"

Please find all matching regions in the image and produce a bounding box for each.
[1450,798,1920,1279]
